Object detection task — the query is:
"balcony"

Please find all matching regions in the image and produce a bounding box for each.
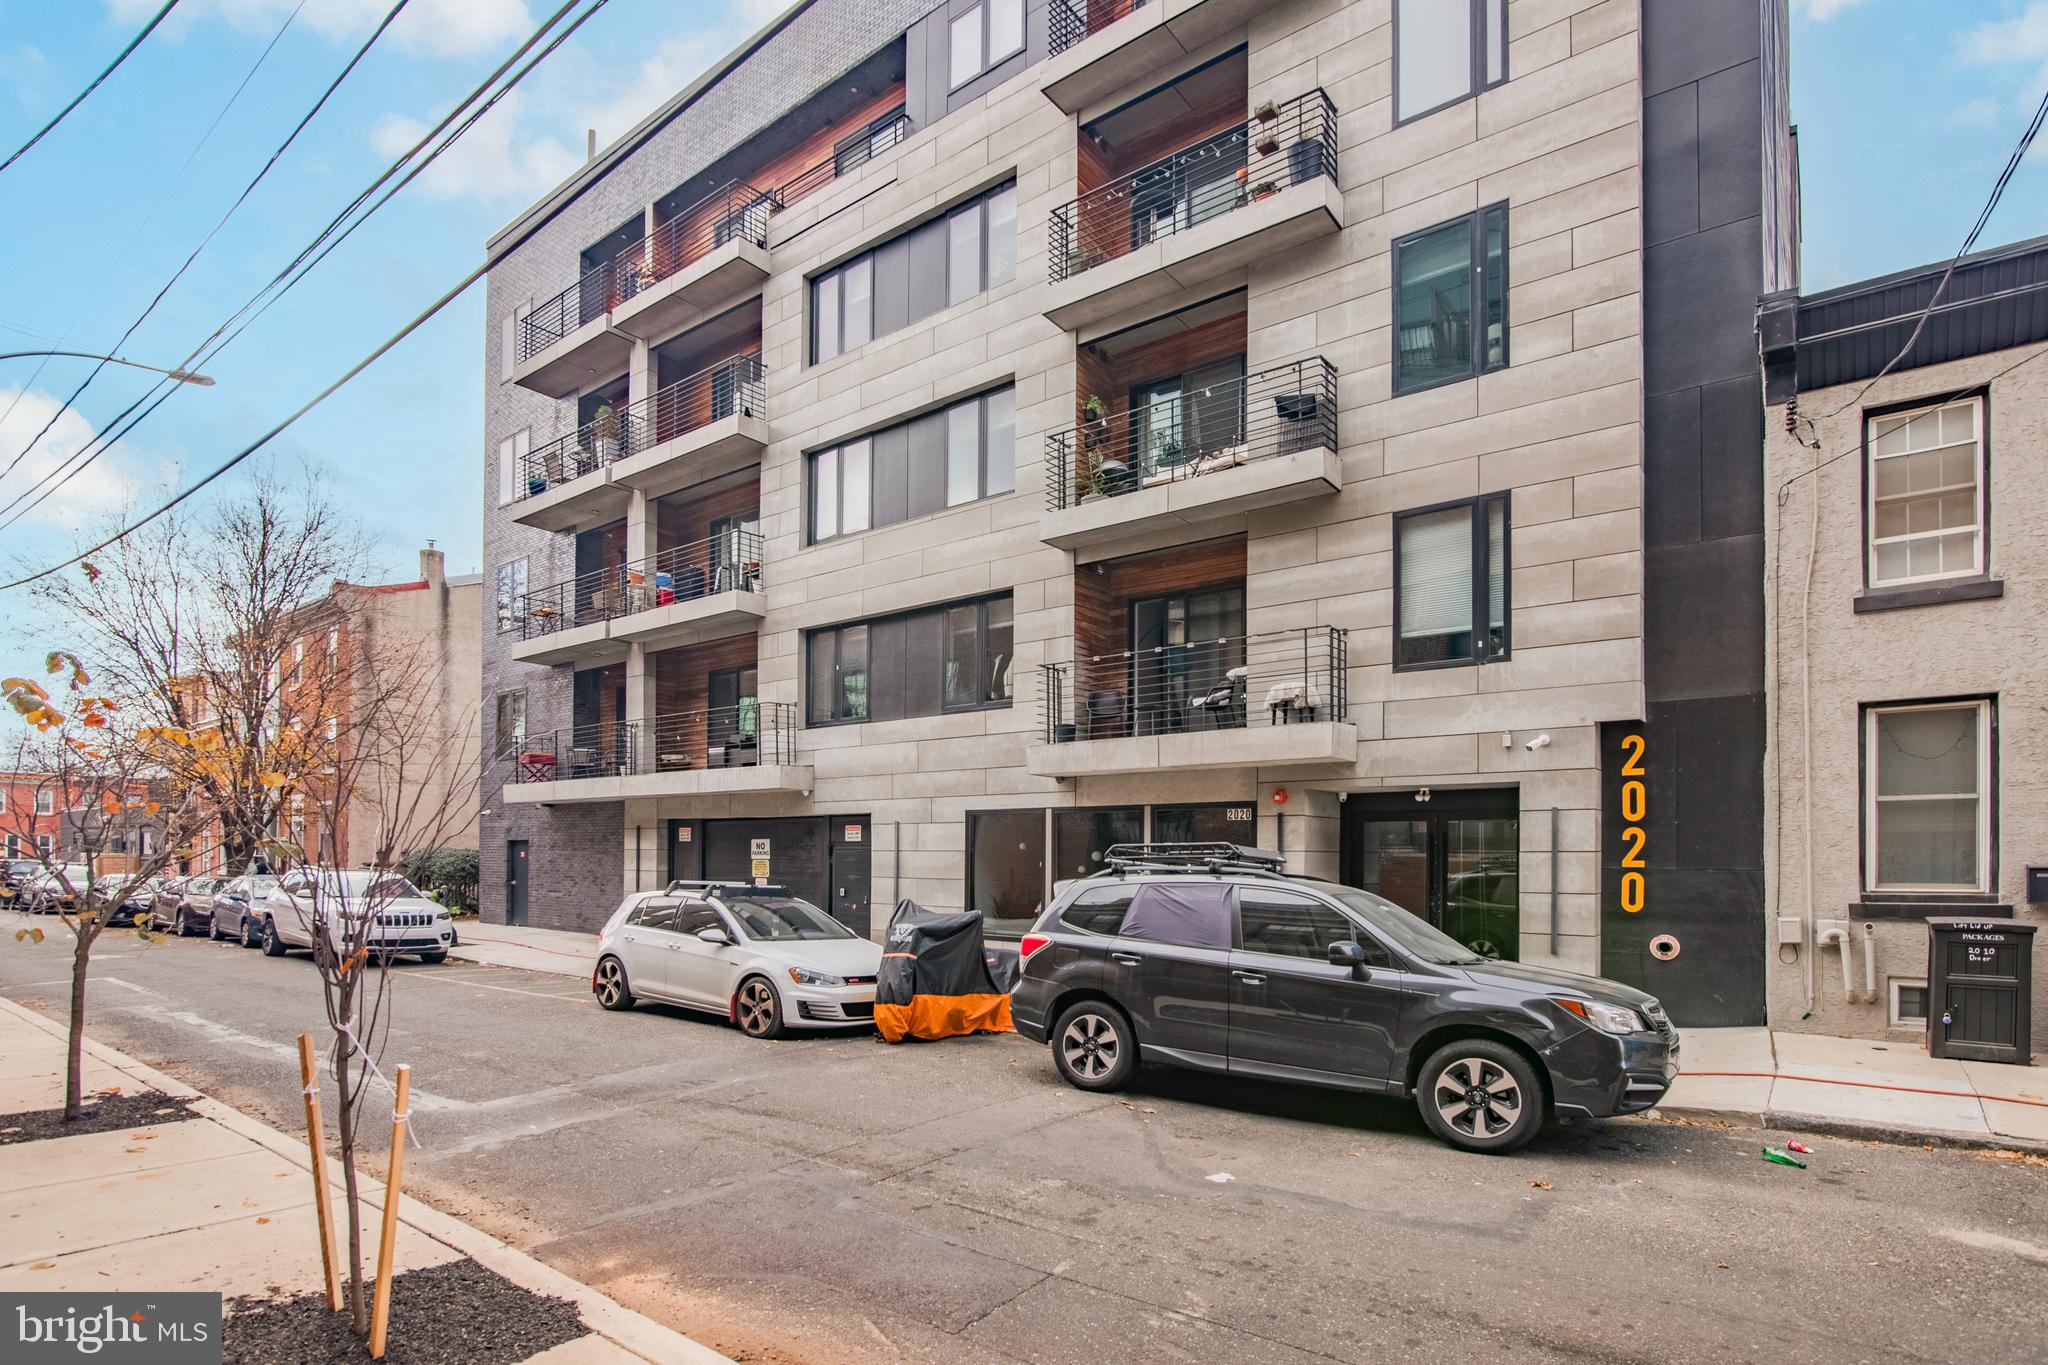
[502,704,810,805]
[774,106,911,212]
[511,181,772,398]
[506,531,767,667]
[1044,90,1340,330]
[1042,0,1274,114]
[1043,358,1337,549]
[508,355,765,530]
[1026,627,1353,777]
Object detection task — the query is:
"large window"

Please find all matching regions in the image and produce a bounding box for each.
[811,182,1018,362]
[950,0,1025,89]
[1054,807,1142,881]
[806,591,1013,726]
[1866,396,1985,588]
[1865,700,1993,894]
[968,808,1045,933]
[810,385,1015,541]
[494,692,527,760]
[1395,0,1507,124]
[495,559,528,632]
[1395,204,1507,394]
[1395,494,1508,669]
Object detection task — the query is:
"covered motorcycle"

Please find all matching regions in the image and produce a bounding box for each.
[875,901,1015,1042]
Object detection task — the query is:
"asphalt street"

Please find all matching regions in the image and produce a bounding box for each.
[3,910,2044,1365]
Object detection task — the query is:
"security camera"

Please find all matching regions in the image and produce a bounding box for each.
[1524,734,1551,751]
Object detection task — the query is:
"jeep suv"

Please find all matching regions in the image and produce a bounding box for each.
[1012,844,1678,1154]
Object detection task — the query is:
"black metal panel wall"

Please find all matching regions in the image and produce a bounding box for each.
[1602,0,1770,1025]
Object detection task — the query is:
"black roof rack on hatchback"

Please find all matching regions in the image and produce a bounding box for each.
[1099,843,1287,877]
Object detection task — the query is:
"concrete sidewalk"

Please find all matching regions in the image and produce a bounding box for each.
[1664,1026,2047,1147]
[449,922,2048,1148]
[451,921,599,976]
[0,995,728,1364]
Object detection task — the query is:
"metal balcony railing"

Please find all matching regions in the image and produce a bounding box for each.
[508,530,764,638]
[518,180,776,363]
[1039,627,1347,743]
[1047,357,1336,511]
[776,106,911,210]
[514,353,764,501]
[1049,89,1336,284]
[511,702,798,782]
[1049,0,1146,55]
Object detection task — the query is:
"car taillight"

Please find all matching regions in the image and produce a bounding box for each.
[1018,934,1052,964]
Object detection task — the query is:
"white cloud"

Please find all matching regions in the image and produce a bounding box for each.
[1946,96,2003,130]
[1961,2,2048,65]
[1797,0,1872,20]
[0,387,176,532]
[106,0,532,60]
[371,90,580,202]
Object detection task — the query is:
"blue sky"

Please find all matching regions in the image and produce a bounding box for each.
[0,0,2041,644]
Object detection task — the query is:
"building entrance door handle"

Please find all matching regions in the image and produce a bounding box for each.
[1110,953,1143,966]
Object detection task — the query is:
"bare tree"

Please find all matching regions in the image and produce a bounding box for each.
[2,656,212,1121]
[32,472,367,874]
[264,613,482,1341]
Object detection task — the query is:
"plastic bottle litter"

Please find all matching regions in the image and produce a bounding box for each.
[1787,1141,1814,1154]
[1762,1146,1806,1168]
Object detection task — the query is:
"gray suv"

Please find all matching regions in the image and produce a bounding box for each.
[1012,844,1678,1154]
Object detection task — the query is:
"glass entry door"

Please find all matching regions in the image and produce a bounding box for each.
[1344,789,1520,960]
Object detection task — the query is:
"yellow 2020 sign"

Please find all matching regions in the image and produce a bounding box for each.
[1620,733,1645,914]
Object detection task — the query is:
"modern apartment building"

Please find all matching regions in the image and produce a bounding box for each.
[1759,235,2048,1054]
[481,0,1793,1024]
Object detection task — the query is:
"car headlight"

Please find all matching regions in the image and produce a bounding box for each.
[1559,998,1647,1034]
[787,966,845,987]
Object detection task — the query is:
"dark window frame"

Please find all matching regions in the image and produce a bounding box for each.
[948,0,1027,93]
[806,591,1015,728]
[1392,202,1509,395]
[1392,0,1510,128]
[807,384,1017,545]
[966,807,1048,928]
[808,182,1017,365]
[808,622,872,725]
[1392,492,1511,672]
[493,690,528,760]
[943,596,1014,713]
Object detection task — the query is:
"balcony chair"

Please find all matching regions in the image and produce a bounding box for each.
[1085,689,1126,739]
[1189,667,1248,730]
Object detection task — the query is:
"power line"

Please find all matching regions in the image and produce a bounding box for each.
[0,0,182,174]
[0,0,411,510]
[0,0,588,533]
[0,1,612,577]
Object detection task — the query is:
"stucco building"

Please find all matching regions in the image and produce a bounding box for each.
[1759,235,2048,1053]
[480,0,1795,1025]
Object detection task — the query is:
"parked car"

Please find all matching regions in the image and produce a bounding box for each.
[3,858,43,902]
[89,874,159,927]
[22,865,91,914]
[261,868,453,963]
[212,874,279,948]
[1011,843,1679,1155]
[150,875,225,936]
[591,881,883,1037]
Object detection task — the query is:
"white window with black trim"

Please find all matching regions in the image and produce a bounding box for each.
[1394,0,1507,125]
[810,182,1016,363]
[34,789,54,817]
[1864,699,1993,894]
[1865,395,1986,589]
[950,0,1025,90]
[810,385,1015,542]
[1395,493,1508,670]
[1395,203,1508,394]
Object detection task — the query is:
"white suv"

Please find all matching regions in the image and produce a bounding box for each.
[261,868,453,963]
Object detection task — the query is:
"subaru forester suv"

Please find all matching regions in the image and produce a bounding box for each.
[1012,844,1678,1153]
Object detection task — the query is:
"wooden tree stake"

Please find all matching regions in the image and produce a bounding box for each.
[296,1033,342,1313]
[368,1063,411,1359]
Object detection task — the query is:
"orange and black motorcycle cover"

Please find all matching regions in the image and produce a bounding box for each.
[874,901,1016,1043]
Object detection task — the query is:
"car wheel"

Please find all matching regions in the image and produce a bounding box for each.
[1051,1000,1137,1092]
[417,950,448,964]
[593,956,634,1011]
[241,917,261,949]
[261,918,287,957]
[1416,1040,1545,1154]
[734,976,784,1039]
[207,916,223,941]
[175,910,191,937]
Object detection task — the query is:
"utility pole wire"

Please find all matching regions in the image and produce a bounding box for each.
[0,0,590,534]
[0,0,410,507]
[0,0,613,581]
[0,0,182,174]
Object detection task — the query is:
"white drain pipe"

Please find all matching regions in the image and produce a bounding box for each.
[1861,921,1877,1004]
[1815,922,1853,1002]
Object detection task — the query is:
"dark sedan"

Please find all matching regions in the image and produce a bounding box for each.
[90,874,159,927]
[211,874,278,948]
[151,876,227,936]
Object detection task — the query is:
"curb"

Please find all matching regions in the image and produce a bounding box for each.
[1646,1101,2048,1155]
[0,995,731,1365]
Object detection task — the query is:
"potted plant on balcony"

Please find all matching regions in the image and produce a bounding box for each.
[1249,177,1279,201]
[1154,436,1187,471]
[635,252,658,289]
[593,403,621,462]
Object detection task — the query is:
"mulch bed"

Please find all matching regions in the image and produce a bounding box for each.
[0,1090,203,1144]
[223,1257,590,1364]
